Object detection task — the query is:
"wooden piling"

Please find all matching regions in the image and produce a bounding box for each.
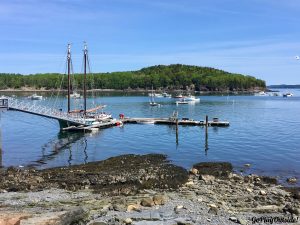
[205,126,208,154]
[205,115,208,154]
[0,130,2,167]
[176,118,179,144]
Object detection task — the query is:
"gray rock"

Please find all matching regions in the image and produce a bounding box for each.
[88,222,107,225]
[287,177,297,184]
[208,206,218,215]
[174,217,193,225]
[229,216,238,222]
[141,198,155,207]
[124,218,133,224]
[237,218,248,225]
[153,194,166,205]
[112,204,126,212]
[20,207,86,225]
[200,175,215,184]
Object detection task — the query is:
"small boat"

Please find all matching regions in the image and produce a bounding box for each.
[150,101,160,106]
[185,94,200,102]
[162,92,172,98]
[254,91,268,96]
[283,93,293,97]
[95,112,112,120]
[148,93,163,98]
[149,87,160,106]
[175,94,183,98]
[176,98,188,104]
[28,93,43,100]
[70,92,81,99]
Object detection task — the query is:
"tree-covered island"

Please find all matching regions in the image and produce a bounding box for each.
[0,64,265,92]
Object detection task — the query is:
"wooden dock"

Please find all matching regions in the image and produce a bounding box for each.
[121,117,229,127]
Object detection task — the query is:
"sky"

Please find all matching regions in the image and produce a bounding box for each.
[1,0,300,85]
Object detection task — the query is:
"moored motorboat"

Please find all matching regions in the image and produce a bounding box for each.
[185,94,200,102]
[28,94,43,100]
[283,93,293,97]
[254,91,268,96]
[174,93,183,98]
[162,92,172,98]
[70,92,81,99]
[176,98,188,104]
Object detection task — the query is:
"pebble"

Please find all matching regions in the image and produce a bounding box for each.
[127,204,140,212]
[124,218,133,224]
[185,181,195,187]
[229,216,238,222]
[260,190,267,195]
[246,188,252,193]
[237,218,248,225]
[189,168,199,175]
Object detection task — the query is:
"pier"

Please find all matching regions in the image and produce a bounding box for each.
[121,117,229,127]
[2,96,120,129]
[1,96,229,132]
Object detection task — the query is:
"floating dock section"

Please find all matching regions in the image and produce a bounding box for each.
[121,117,229,127]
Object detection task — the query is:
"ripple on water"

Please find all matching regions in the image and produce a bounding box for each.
[1,92,300,185]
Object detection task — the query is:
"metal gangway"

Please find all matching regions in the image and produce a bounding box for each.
[4,96,87,127]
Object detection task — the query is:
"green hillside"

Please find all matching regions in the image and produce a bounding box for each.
[0,64,265,91]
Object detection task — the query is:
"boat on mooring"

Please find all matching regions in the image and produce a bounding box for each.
[149,87,160,106]
[162,92,172,98]
[70,92,81,99]
[176,98,188,105]
[184,94,200,102]
[63,43,119,131]
[28,93,43,100]
[283,93,293,97]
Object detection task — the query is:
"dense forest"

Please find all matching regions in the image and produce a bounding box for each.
[0,64,266,91]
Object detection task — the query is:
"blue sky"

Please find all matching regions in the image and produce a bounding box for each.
[1,0,300,84]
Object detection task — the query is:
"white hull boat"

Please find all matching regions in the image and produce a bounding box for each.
[28,94,43,100]
[185,95,200,102]
[283,93,293,97]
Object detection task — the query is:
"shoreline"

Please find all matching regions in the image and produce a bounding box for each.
[0,88,263,94]
[0,154,299,224]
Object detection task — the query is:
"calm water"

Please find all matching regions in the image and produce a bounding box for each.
[1,90,299,185]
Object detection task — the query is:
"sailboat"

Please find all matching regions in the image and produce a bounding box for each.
[64,43,114,129]
[149,87,160,106]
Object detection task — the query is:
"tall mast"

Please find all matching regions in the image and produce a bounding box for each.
[83,42,87,115]
[67,44,71,113]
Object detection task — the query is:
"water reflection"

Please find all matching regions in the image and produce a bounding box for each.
[31,130,100,167]
[0,126,2,168]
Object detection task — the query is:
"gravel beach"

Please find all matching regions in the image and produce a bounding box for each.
[0,154,299,225]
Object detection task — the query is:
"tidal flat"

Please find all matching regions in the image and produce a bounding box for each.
[0,154,299,225]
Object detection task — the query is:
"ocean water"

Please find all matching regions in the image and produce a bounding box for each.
[1,89,299,185]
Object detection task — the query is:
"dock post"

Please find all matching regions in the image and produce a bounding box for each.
[176,118,179,144]
[0,125,2,168]
[205,126,208,155]
[205,115,208,155]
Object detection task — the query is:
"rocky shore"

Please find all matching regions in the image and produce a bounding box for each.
[0,154,299,225]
